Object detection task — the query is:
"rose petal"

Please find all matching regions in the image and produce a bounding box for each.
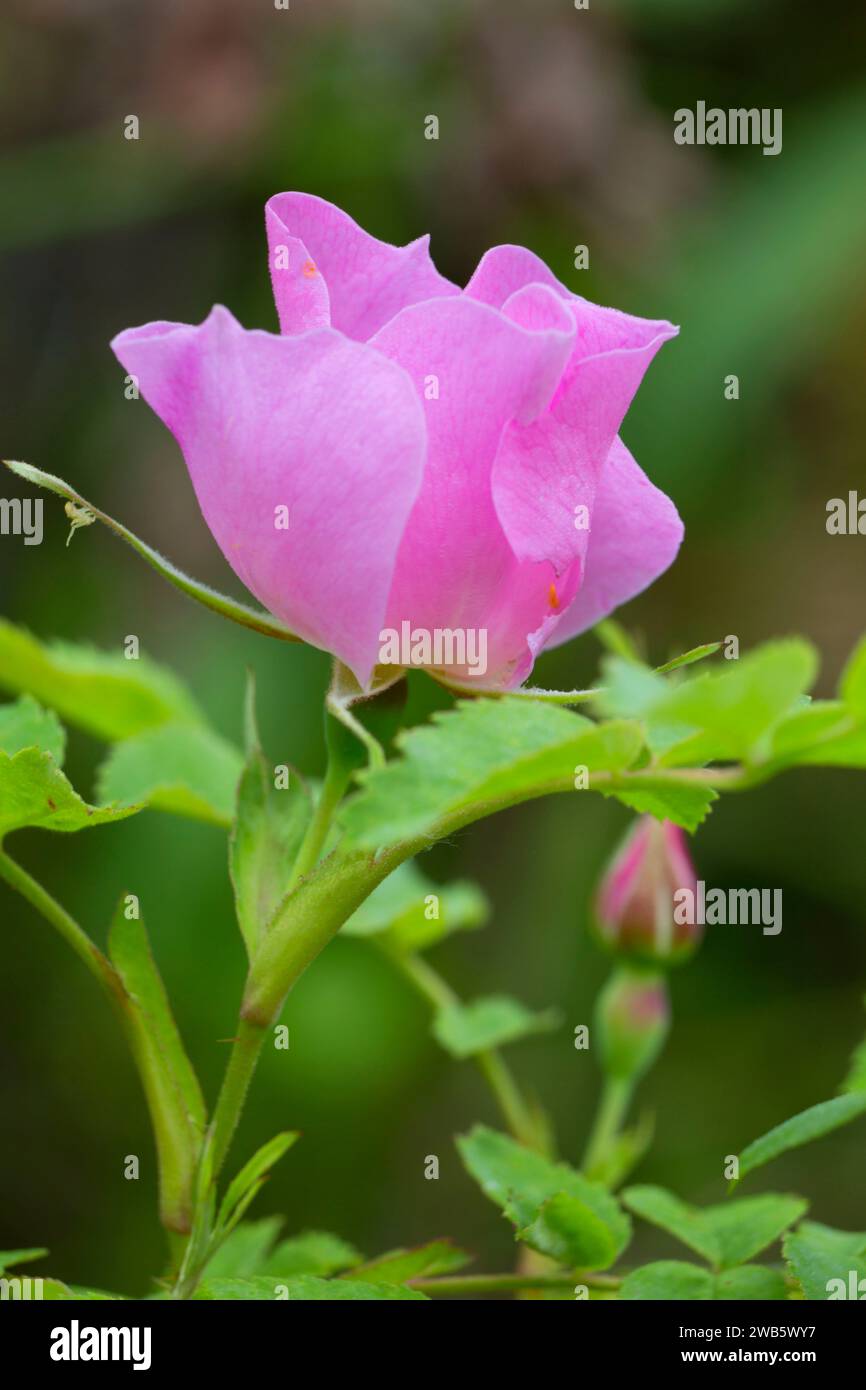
[543,437,684,646]
[111,305,427,686]
[369,293,574,676]
[266,192,458,341]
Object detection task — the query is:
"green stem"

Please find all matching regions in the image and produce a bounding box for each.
[0,846,200,1234]
[582,1075,634,1175]
[391,950,542,1150]
[288,757,352,887]
[0,846,122,1003]
[409,1271,621,1296]
[204,1016,269,1179]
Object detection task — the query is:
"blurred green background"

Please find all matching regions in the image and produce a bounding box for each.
[1,0,865,1295]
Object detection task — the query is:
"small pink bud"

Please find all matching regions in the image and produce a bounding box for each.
[595,968,670,1081]
[593,816,700,966]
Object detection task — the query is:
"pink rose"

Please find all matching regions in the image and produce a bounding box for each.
[112,193,682,690]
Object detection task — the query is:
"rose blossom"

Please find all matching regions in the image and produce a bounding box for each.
[112,193,682,690]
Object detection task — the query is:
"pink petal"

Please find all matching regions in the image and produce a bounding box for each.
[543,437,684,647]
[369,292,576,686]
[265,192,458,341]
[111,305,427,686]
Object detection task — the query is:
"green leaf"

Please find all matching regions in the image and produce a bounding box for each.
[0,1247,48,1274]
[202,1217,284,1279]
[623,1186,807,1268]
[594,657,669,720]
[194,1275,426,1300]
[655,642,723,675]
[342,858,488,953]
[622,1186,719,1264]
[340,698,644,849]
[842,1001,866,1093]
[351,1240,471,1284]
[218,1132,299,1232]
[707,1194,809,1269]
[602,779,718,832]
[0,619,203,740]
[457,1125,630,1270]
[737,1093,866,1182]
[783,1221,866,1301]
[97,724,243,827]
[714,1266,788,1300]
[432,995,560,1059]
[259,1231,363,1278]
[0,745,139,838]
[229,688,312,957]
[652,640,819,762]
[0,695,64,761]
[619,1260,786,1300]
[109,901,206,1231]
[41,1279,126,1300]
[840,636,866,716]
[3,460,298,644]
[620,1260,714,1300]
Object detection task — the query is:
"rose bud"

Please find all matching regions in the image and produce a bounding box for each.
[595,967,670,1083]
[593,816,700,966]
[111,193,682,694]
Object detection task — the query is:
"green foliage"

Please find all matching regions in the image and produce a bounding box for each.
[201,1217,285,1279]
[351,1240,471,1284]
[457,1125,630,1270]
[97,724,243,827]
[259,1231,363,1279]
[433,995,560,1059]
[623,1186,807,1269]
[229,685,312,957]
[736,1093,866,1183]
[194,1275,427,1300]
[109,900,206,1231]
[0,619,203,740]
[0,1247,48,1273]
[342,858,488,952]
[596,641,818,765]
[620,1261,787,1301]
[783,1222,866,1301]
[0,696,139,838]
[217,1133,299,1235]
[340,698,643,846]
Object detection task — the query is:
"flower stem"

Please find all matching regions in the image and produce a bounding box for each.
[204,1016,269,1179]
[390,950,542,1150]
[408,1271,620,1296]
[0,846,122,1003]
[582,1075,633,1176]
[288,757,352,887]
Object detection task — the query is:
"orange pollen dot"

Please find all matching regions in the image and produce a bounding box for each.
[303,260,317,277]
[549,583,560,610]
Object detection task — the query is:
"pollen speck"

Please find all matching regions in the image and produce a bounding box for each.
[549,583,560,610]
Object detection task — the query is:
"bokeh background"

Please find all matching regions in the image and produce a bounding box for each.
[1,0,865,1295]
